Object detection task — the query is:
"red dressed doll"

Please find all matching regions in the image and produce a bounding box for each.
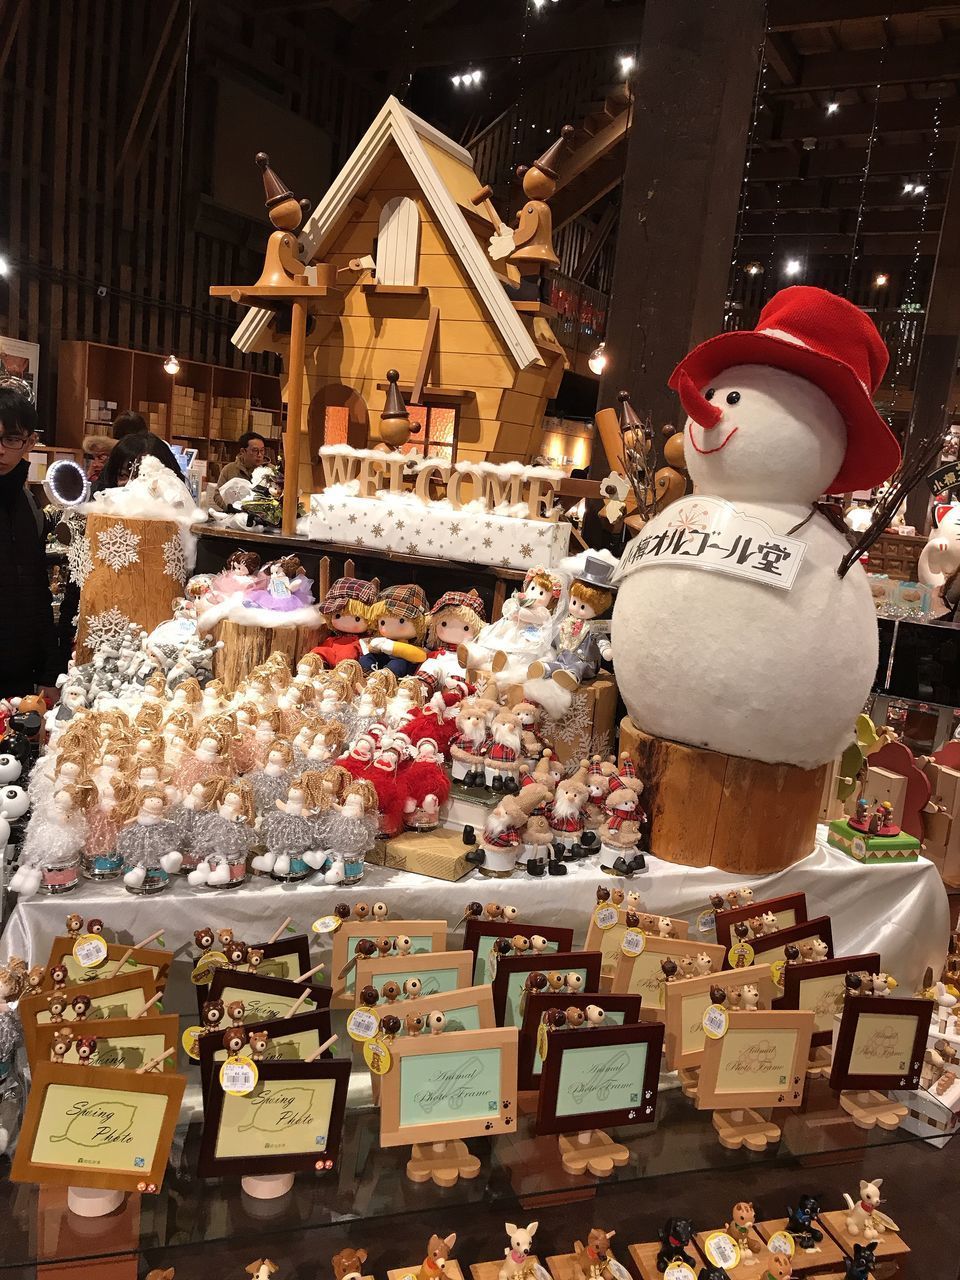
[310,577,377,667]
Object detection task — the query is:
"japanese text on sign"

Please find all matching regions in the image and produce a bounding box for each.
[613,498,807,592]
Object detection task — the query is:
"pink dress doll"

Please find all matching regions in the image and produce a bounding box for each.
[84,775,138,880]
[243,556,315,613]
[174,727,231,793]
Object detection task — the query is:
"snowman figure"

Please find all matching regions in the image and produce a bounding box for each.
[612,287,901,770]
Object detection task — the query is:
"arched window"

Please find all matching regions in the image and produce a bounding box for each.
[375,196,420,286]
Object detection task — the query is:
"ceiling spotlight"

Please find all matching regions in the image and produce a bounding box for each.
[472,69,483,84]
[619,54,635,76]
[784,258,802,277]
[588,342,607,376]
[874,272,889,287]
[826,101,840,115]
[451,74,461,86]
[914,182,926,194]
[903,182,915,194]
[0,255,9,277]
[452,68,483,88]
[163,354,180,376]
[745,261,764,277]
[532,0,546,7]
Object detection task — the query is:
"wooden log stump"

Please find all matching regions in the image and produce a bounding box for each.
[213,618,324,686]
[76,515,187,662]
[619,716,828,874]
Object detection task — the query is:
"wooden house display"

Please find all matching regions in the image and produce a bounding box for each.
[229,96,569,493]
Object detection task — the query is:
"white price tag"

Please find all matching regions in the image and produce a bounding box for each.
[219,1055,258,1096]
[766,1232,795,1256]
[312,915,341,934]
[702,1004,729,1040]
[620,929,645,957]
[605,1260,630,1280]
[594,905,619,931]
[663,1265,696,1280]
[347,1007,380,1042]
[72,934,108,969]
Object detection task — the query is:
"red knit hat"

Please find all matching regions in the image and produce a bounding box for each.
[668,286,901,494]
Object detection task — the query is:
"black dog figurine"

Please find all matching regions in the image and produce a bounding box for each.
[786,1194,824,1250]
[698,1268,731,1280]
[657,1218,696,1273]
[845,1242,878,1279]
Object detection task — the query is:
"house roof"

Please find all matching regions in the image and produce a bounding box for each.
[233,95,543,371]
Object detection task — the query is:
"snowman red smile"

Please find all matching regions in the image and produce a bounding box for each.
[687,422,738,455]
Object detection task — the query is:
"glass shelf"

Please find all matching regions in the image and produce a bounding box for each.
[0,1009,936,1272]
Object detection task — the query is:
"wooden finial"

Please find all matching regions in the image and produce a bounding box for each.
[618,389,642,433]
[255,152,305,232]
[380,370,411,447]
[531,124,574,180]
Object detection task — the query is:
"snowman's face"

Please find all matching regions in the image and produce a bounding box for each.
[685,365,846,503]
[0,785,29,820]
[0,755,21,784]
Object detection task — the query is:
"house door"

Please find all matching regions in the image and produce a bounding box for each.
[376,196,420,286]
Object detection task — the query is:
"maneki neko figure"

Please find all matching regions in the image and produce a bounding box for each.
[464,568,563,690]
[9,782,93,897]
[186,779,256,888]
[116,784,184,894]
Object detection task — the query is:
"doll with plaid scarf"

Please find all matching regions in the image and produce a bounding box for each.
[360,583,429,678]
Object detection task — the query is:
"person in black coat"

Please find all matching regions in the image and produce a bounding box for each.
[0,389,60,701]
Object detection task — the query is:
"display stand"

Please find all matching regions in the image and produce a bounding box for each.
[557,1129,629,1178]
[620,717,828,873]
[66,1186,126,1218]
[819,1212,910,1272]
[837,1090,907,1131]
[678,1067,699,1098]
[626,1243,674,1280]
[405,1140,481,1187]
[755,1219,845,1275]
[805,1045,832,1079]
[712,1107,781,1152]
[240,1172,296,1200]
[470,1259,542,1280]
[390,1263,466,1280]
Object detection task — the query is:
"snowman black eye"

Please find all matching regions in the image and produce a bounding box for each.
[726,391,741,405]
[704,388,716,400]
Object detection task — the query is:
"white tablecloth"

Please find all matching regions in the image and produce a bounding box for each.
[2,829,949,1016]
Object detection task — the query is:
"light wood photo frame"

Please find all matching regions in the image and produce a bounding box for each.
[774,953,881,1047]
[21,971,159,1068]
[829,994,930,1093]
[713,893,808,954]
[33,1014,179,1072]
[663,964,777,1072]
[584,908,690,979]
[462,918,574,985]
[44,934,172,990]
[11,1060,185,1192]
[378,1025,519,1148]
[331,919,448,1007]
[610,937,726,1017]
[353,950,473,1007]
[695,1009,816,1111]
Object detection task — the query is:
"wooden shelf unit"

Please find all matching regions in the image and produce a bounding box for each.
[56,341,283,474]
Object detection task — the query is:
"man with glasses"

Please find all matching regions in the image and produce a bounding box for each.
[213,431,268,510]
[0,389,60,701]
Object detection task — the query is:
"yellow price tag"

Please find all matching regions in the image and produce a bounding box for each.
[766,1231,795,1257]
[312,915,341,934]
[347,1006,380,1042]
[72,933,108,969]
[701,1003,729,1039]
[536,1021,549,1064]
[364,1037,392,1075]
[181,1025,204,1061]
[703,1232,740,1271]
[220,1054,259,1096]
[727,941,755,969]
[594,905,620,931]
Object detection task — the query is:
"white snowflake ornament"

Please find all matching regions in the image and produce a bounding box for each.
[67,533,94,587]
[161,533,187,583]
[85,606,133,652]
[96,522,141,572]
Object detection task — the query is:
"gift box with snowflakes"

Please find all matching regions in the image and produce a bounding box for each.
[306,491,571,571]
[536,672,619,766]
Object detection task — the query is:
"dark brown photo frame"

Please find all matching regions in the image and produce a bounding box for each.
[740,916,834,972]
[714,893,808,954]
[198,1007,334,1098]
[774,953,881,1047]
[518,991,643,1090]
[207,969,332,1024]
[535,1021,664,1136]
[198,1057,351,1179]
[829,994,930,1092]
[491,951,603,1028]
[462,918,574,986]
[194,934,313,1015]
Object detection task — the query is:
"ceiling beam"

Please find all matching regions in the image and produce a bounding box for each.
[748,140,955,180]
[743,208,941,234]
[768,0,960,31]
[746,175,948,208]
[764,32,801,87]
[573,201,619,280]
[738,231,938,253]
[791,38,960,91]
[779,95,960,141]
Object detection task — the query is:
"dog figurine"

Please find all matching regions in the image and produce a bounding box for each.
[656,1219,695,1273]
[574,1228,616,1280]
[844,1243,879,1280]
[332,1248,368,1280]
[499,1223,538,1280]
[416,1234,457,1280]
[785,1194,823,1251]
[724,1202,762,1258]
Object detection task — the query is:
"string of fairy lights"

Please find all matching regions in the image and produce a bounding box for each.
[844,47,885,296]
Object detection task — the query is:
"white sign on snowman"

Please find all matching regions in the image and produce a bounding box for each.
[612,287,902,771]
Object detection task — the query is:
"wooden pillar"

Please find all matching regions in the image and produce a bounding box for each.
[905,143,960,533]
[595,0,765,453]
[282,298,308,536]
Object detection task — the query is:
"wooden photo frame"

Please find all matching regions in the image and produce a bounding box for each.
[492,952,603,1029]
[663,964,777,1072]
[207,969,332,1024]
[378,1025,518,1148]
[386,984,496,1038]
[462,918,573,985]
[33,1014,179,1072]
[829,994,929,1093]
[21,971,159,1068]
[198,1058,351,1179]
[713,893,807,954]
[584,908,690,979]
[11,1060,185,1192]
[353,950,473,1008]
[610,938,726,1017]
[44,935,172,990]
[518,992,643,1091]
[775,953,881,1047]
[194,934,313,1013]
[198,1008,334,1099]
[535,1021,664,1135]
[331,919,448,1007]
[695,1009,816,1111]
[739,915,834,972]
